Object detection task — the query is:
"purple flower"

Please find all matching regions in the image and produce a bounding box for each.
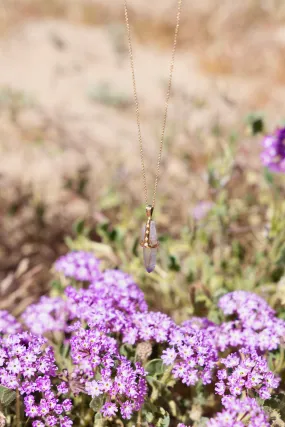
[221,353,240,368]
[208,396,270,427]
[215,382,226,395]
[65,270,147,341]
[70,327,147,419]
[101,402,118,417]
[216,348,279,400]
[57,382,69,395]
[120,401,134,419]
[85,380,102,397]
[22,297,70,335]
[46,415,57,426]
[55,251,101,281]
[60,416,73,427]
[218,291,275,323]
[27,406,39,418]
[32,421,45,427]
[0,311,22,336]
[0,332,72,426]
[126,311,174,344]
[261,127,285,173]
[62,399,72,412]
[162,323,218,388]
[161,347,177,365]
[216,291,285,352]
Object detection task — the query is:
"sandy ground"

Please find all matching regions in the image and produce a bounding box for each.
[1,7,285,206]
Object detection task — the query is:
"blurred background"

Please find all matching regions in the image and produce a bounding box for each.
[1,0,285,318]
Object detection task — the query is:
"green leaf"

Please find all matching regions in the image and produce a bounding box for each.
[120,343,135,358]
[65,236,75,249]
[147,376,162,388]
[168,254,181,272]
[145,411,154,422]
[72,218,86,236]
[207,309,221,324]
[264,406,285,426]
[263,167,274,185]
[90,395,104,412]
[0,386,16,407]
[245,112,264,135]
[197,418,211,427]
[132,236,139,257]
[50,279,63,292]
[160,415,170,427]
[266,392,285,419]
[60,342,70,359]
[156,408,170,427]
[145,359,164,377]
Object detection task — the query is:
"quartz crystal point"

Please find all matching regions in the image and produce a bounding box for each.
[141,220,158,273]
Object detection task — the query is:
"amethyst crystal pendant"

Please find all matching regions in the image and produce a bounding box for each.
[140,205,159,273]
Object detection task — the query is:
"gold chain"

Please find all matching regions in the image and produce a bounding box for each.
[124,0,183,208]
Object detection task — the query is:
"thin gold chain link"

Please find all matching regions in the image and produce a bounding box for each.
[124,0,183,208]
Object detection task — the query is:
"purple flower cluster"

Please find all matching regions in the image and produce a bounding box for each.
[261,127,285,173]
[22,262,149,341]
[124,311,174,344]
[0,332,72,427]
[216,291,285,352]
[208,396,270,427]
[0,310,22,335]
[215,347,279,399]
[219,291,275,326]
[70,328,147,419]
[65,269,147,339]
[53,255,284,405]
[1,252,283,426]
[161,321,218,386]
[55,251,101,281]
[70,328,118,370]
[22,297,70,335]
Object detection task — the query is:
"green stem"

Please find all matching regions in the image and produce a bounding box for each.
[150,366,173,402]
[275,345,285,373]
[16,388,21,427]
[137,409,142,426]
[161,366,173,385]
[150,386,159,403]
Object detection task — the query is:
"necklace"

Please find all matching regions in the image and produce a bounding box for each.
[124,0,183,273]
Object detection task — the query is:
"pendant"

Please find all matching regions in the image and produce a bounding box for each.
[140,205,159,273]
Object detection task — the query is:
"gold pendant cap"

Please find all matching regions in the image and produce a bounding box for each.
[146,205,154,218]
